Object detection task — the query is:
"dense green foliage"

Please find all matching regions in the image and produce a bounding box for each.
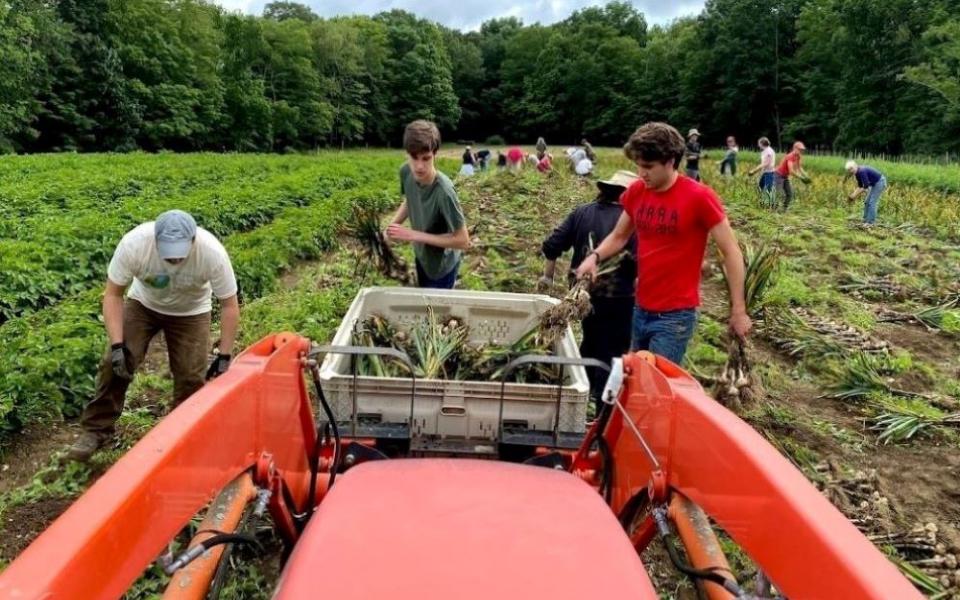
[0,151,412,436]
[0,154,369,322]
[1,0,959,154]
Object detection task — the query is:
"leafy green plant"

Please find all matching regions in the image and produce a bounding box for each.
[0,153,409,440]
[741,242,781,315]
[872,398,960,444]
[829,352,927,401]
[0,153,384,323]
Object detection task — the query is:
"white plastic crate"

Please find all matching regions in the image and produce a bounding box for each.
[317,287,590,440]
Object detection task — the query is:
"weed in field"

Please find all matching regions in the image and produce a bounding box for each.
[0,459,91,520]
[871,396,960,444]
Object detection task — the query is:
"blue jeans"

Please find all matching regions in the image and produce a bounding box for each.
[758,172,774,191]
[416,260,459,289]
[631,307,698,365]
[863,177,886,224]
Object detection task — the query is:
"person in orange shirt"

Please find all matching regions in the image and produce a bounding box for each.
[774,141,810,211]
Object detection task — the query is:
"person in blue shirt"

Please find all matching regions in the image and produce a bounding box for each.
[845,161,887,225]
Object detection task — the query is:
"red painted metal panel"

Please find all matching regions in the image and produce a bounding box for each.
[606,353,921,599]
[0,334,314,600]
[274,459,658,600]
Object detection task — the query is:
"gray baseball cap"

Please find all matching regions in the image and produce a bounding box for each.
[155,210,197,260]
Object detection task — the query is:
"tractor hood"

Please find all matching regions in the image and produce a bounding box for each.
[274,459,657,599]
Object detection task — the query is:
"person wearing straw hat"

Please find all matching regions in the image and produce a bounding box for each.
[684,128,703,181]
[68,209,240,462]
[845,160,887,225]
[539,170,639,403]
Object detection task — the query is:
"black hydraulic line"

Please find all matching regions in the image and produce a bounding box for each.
[651,506,747,598]
[596,433,613,504]
[163,533,260,575]
[308,363,341,509]
[617,491,649,530]
[207,487,271,599]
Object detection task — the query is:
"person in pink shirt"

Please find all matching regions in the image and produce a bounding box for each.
[506,146,525,172]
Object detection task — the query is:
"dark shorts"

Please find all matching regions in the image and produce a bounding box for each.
[416,260,459,289]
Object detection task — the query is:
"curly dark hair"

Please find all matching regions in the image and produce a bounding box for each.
[623,122,686,169]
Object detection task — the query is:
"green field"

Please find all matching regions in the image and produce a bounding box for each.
[0,150,958,596]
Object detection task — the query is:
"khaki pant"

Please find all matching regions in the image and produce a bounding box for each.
[80,299,210,434]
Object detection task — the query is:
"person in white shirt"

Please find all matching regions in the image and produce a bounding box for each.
[748,136,776,195]
[68,210,240,461]
[566,147,593,176]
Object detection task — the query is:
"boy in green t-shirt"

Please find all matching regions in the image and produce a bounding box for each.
[385,120,470,288]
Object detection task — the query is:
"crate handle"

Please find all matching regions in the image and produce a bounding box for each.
[497,355,610,447]
[440,406,467,416]
[310,345,418,438]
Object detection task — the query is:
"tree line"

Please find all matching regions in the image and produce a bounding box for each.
[1,0,958,155]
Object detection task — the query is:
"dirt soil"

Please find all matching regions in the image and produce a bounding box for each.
[701,275,960,555]
[0,497,75,562]
[0,333,177,558]
[0,424,74,496]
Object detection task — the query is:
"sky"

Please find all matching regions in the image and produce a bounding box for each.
[211,0,706,31]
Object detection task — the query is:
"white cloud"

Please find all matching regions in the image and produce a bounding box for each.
[217,0,705,29]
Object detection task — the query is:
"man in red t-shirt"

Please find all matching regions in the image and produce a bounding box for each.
[576,122,751,365]
[774,141,809,211]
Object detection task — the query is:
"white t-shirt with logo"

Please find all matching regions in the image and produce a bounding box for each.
[761,147,776,173]
[107,223,238,316]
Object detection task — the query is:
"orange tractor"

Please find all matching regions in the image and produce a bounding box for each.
[0,330,921,599]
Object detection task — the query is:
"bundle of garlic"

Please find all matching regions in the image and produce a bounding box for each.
[714,338,761,410]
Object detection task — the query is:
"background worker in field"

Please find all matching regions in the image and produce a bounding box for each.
[774,141,810,211]
[684,128,703,181]
[386,120,470,289]
[68,210,239,462]
[719,135,739,176]
[845,160,887,225]
[506,146,525,171]
[538,170,638,401]
[748,137,776,195]
[576,122,752,365]
[535,136,548,160]
[460,145,477,176]
[566,146,594,176]
[581,138,597,163]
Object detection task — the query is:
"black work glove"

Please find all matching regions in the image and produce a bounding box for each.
[110,343,134,380]
[206,353,231,381]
